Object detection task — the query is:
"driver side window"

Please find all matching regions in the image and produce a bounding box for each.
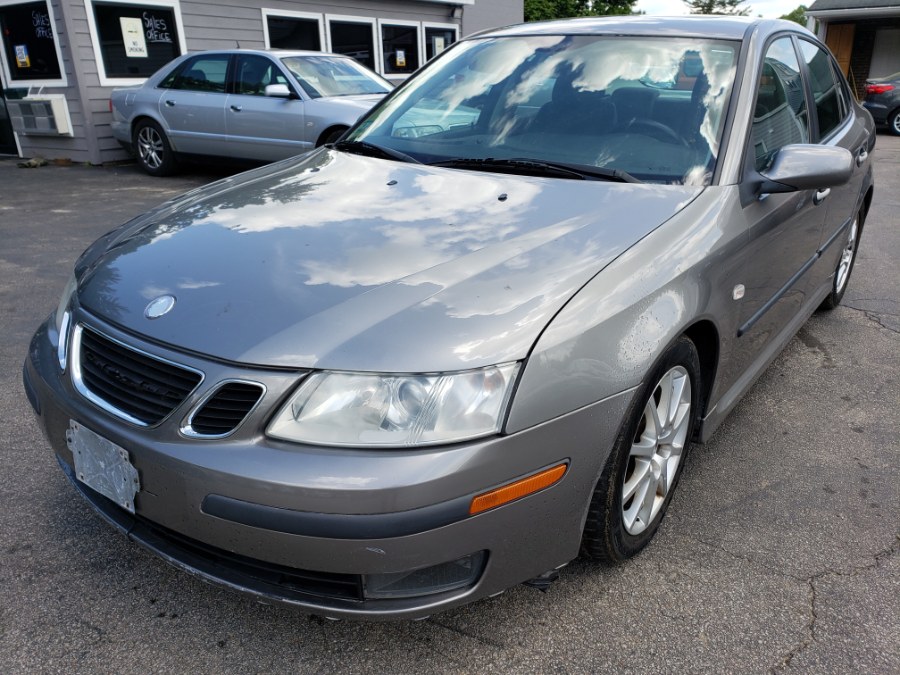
[751,37,810,172]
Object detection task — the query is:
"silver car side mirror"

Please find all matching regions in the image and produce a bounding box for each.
[758,144,853,194]
[264,84,293,99]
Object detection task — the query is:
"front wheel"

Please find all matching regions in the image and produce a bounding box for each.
[819,212,861,311]
[582,336,700,563]
[133,120,178,176]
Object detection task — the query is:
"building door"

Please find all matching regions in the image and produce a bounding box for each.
[825,23,855,77]
[0,70,17,155]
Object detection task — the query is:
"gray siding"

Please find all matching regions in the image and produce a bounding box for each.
[463,0,523,35]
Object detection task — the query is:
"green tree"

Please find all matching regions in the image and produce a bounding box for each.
[779,5,808,25]
[525,0,637,21]
[683,0,750,15]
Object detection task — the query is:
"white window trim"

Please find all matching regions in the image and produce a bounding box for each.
[421,21,459,65]
[377,18,420,80]
[0,0,68,88]
[84,0,188,87]
[324,13,379,74]
[261,8,325,52]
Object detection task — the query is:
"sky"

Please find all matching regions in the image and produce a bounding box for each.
[634,0,804,19]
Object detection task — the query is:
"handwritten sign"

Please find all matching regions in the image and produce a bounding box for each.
[120,17,148,57]
[32,9,53,39]
[143,11,172,44]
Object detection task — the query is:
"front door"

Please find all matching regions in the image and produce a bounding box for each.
[0,70,17,155]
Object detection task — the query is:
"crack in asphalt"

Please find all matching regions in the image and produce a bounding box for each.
[769,534,900,674]
[690,533,900,673]
[842,305,900,336]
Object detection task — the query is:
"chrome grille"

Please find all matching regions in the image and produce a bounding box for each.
[76,325,202,425]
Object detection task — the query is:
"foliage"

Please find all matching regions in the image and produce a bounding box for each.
[524,0,637,21]
[683,0,750,15]
[779,5,808,25]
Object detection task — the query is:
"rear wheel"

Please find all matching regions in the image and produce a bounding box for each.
[133,120,178,176]
[318,126,348,146]
[889,109,900,137]
[582,336,700,563]
[819,212,861,310]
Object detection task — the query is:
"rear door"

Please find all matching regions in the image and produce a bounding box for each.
[225,54,309,162]
[796,39,871,291]
[157,54,230,156]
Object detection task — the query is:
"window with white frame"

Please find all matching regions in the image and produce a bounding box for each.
[379,20,419,76]
[85,0,186,85]
[263,9,323,51]
[0,0,65,85]
[423,23,458,62]
[326,15,376,71]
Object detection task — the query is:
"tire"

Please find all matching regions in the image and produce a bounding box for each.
[582,336,700,563]
[889,109,900,137]
[818,210,861,311]
[318,126,348,146]
[133,120,178,176]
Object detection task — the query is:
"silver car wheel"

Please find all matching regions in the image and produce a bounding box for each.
[137,126,165,170]
[835,218,858,294]
[891,110,900,136]
[622,365,692,536]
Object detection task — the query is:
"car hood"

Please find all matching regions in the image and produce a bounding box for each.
[75,150,701,372]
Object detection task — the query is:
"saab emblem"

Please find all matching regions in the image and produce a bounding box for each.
[144,295,176,319]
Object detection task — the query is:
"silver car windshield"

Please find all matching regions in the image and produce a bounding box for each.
[348,35,738,184]
[280,55,391,98]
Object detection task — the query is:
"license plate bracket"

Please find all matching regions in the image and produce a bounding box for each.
[66,420,140,513]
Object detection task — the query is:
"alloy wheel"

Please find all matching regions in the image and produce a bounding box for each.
[835,218,858,294]
[137,127,165,170]
[622,365,692,535]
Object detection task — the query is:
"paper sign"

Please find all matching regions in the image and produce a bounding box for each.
[14,45,30,68]
[396,49,406,68]
[433,36,446,55]
[120,17,148,57]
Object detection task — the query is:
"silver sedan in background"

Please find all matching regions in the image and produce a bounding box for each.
[110,49,391,175]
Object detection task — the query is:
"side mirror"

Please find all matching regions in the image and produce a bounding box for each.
[264,84,293,99]
[757,144,852,194]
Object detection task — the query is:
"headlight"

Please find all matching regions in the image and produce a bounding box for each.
[53,273,78,370]
[267,363,520,447]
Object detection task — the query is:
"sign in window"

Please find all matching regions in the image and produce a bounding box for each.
[0,1,63,81]
[91,2,181,79]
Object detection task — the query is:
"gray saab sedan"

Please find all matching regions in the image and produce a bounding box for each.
[26,16,874,619]
[110,49,391,175]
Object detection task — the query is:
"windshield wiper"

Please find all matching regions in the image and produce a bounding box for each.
[428,157,640,183]
[329,139,421,164]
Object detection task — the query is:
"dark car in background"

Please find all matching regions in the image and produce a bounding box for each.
[110,49,392,175]
[863,71,900,135]
[27,16,874,620]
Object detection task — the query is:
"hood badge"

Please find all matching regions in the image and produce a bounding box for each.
[144,295,176,319]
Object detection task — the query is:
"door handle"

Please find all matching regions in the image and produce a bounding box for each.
[856,148,868,167]
[164,100,175,107]
[230,105,242,112]
[814,188,831,205]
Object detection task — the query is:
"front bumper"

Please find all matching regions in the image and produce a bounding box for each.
[25,311,631,619]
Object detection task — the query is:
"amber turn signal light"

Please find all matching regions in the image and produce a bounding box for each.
[469,463,567,515]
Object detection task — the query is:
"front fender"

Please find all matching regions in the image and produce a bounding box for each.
[506,187,747,434]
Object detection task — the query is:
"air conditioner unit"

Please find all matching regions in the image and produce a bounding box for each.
[8,94,74,136]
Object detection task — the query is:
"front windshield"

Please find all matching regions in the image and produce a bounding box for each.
[347,35,738,184]
[280,55,391,98]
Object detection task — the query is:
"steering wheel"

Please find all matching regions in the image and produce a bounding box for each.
[625,119,688,146]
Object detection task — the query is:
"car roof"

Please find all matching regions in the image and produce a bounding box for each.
[472,15,811,42]
[182,48,351,59]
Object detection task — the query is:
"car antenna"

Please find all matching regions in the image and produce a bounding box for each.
[235,40,241,48]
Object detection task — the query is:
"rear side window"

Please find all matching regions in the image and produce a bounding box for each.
[798,40,845,139]
[161,55,229,93]
[751,37,810,172]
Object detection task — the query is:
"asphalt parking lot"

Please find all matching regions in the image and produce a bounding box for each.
[1,137,898,674]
